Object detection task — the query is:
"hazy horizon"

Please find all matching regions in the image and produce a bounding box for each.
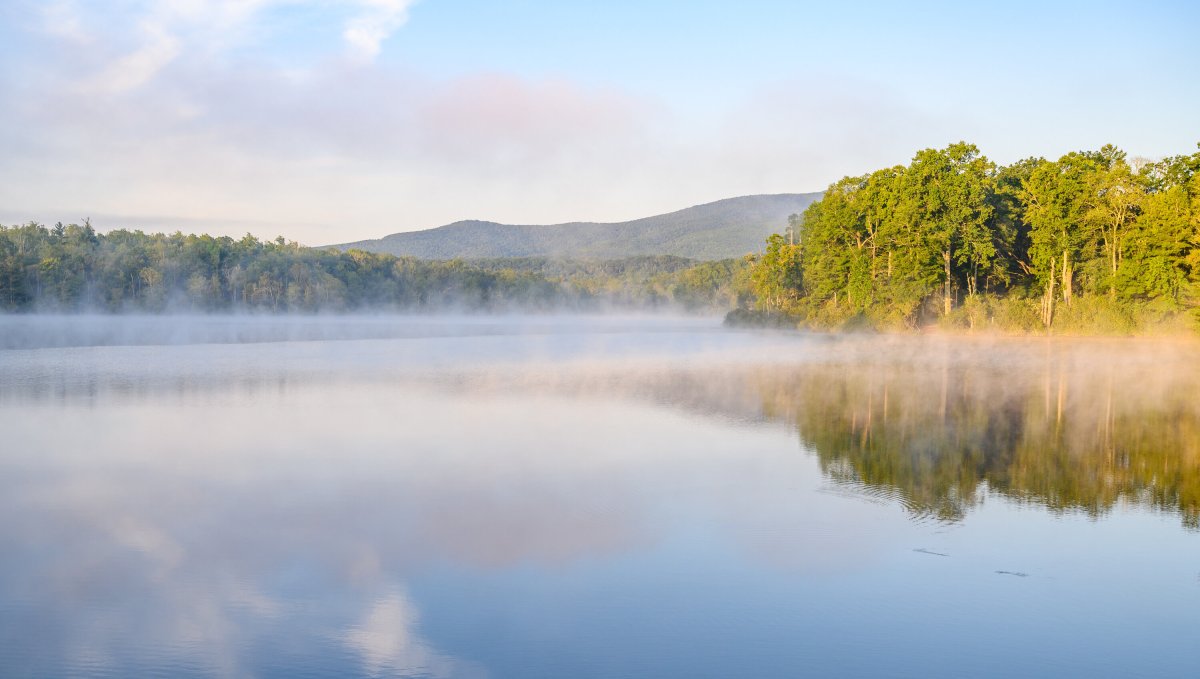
[0,191,818,248]
[2,1,1197,244]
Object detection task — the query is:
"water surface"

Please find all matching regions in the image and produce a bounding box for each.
[2,316,1198,678]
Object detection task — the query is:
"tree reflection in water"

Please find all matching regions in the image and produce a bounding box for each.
[751,342,1200,527]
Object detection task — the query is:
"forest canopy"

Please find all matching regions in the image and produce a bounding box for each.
[738,142,1200,334]
[0,224,748,313]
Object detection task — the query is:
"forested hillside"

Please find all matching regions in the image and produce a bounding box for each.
[738,143,1200,334]
[334,193,820,260]
[0,224,748,313]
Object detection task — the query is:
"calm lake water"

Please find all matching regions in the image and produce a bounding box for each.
[2,315,1198,678]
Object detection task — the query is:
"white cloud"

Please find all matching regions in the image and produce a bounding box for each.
[85,18,182,94]
[344,0,418,61]
[41,1,417,96]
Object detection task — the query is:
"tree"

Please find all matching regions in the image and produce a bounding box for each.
[750,233,803,314]
[1087,145,1144,297]
[897,142,995,316]
[1022,151,1105,325]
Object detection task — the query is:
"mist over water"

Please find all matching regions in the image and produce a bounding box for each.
[0,313,725,350]
[2,315,1198,678]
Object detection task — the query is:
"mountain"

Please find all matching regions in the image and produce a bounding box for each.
[330,193,821,261]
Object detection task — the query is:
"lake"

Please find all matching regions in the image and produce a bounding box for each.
[1,315,1198,678]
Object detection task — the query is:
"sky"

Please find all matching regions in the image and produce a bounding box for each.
[0,0,1197,245]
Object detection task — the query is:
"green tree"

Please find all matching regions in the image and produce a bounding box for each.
[897,142,995,315]
[750,233,804,314]
[1087,145,1144,297]
[1022,151,1105,325]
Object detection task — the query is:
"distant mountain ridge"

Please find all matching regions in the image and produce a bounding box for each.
[330,193,821,261]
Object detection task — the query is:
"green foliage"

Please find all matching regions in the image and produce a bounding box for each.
[1050,296,1137,335]
[1119,185,1191,302]
[738,141,1200,335]
[988,295,1044,333]
[0,225,746,313]
[900,143,996,310]
[748,234,803,314]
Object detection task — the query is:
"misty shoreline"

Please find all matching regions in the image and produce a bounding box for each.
[724,308,1200,342]
[4,311,1199,353]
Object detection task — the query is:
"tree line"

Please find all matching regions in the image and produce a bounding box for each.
[0,223,748,313]
[739,142,1200,333]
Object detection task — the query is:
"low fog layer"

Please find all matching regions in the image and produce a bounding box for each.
[4,315,1199,528]
[0,313,722,350]
[4,315,1198,404]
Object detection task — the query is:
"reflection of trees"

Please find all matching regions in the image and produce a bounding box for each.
[755,353,1200,528]
[424,338,1200,529]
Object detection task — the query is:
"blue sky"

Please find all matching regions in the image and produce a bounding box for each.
[1,0,1197,244]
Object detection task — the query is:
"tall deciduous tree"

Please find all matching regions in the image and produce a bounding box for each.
[750,233,803,314]
[1088,145,1144,297]
[898,142,995,316]
[1022,151,1104,325]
